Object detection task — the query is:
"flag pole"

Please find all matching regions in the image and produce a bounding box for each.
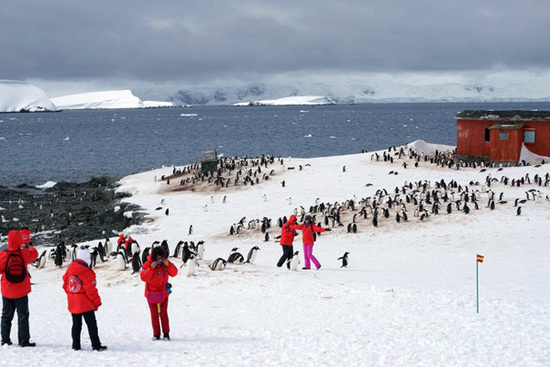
[476,259,479,314]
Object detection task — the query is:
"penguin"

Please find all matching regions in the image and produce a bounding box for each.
[105,238,112,256]
[288,251,300,271]
[227,248,245,264]
[210,258,227,271]
[54,244,64,268]
[338,252,349,268]
[131,241,140,258]
[172,241,182,258]
[90,248,98,269]
[161,240,170,258]
[33,250,47,269]
[165,208,170,216]
[181,242,192,266]
[116,251,127,271]
[186,254,196,277]
[141,247,151,265]
[246,246,260,264]
[517,206,522,216]
[352,223,357,233]
[131,252,142,274]
[196,241,205,260]
[188,225,193,235]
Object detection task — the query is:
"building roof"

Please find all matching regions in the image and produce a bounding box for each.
[456,110,550,121]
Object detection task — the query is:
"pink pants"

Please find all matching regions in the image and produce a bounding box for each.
[303,244,320,269]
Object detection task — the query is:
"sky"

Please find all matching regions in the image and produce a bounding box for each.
[2,0,550,98]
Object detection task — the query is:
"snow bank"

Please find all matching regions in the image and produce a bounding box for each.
[519,144,550,164]
[51,90,172,110]
[406,139,455,155]
[233,95,335,106]
[0,80,57,112]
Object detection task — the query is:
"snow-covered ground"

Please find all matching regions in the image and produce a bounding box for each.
[3,140,550,366]
[51,90,173,110]
[233,95,335,106]
[0,80,57,112]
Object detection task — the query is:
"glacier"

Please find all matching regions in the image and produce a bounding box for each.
[0,80,57,112]
[233,95,335,106]
[51,90,173,110]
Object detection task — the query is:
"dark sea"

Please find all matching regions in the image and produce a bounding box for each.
[2,102,550,187]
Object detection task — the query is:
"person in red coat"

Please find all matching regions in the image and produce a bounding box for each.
[140,246,177,341]
[0,229,38,347]
[291,214,331,270]
[62,247,107,351]
[277,215,299,268]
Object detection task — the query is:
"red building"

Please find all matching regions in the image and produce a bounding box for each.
[456,110,550,162]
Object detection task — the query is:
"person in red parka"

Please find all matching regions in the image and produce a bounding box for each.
[277,215,299,268]
[0,229,38,347]
[140,246,177,341]
[62,246,107,351]
[291,214,331,270]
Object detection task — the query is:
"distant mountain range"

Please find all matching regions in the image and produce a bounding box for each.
[165,80,550,106]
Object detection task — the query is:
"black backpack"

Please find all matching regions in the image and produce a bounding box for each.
[4,252,27,283]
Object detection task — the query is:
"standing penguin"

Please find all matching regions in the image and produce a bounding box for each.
[33,250,47,269]
[246,246,260,264]
[131,252,142,274]
[116,251,127,271]
[196,241,205,260]
[188,225,193,235]
[141,247,150,265]
[338,252,350,268]
[288,251,300,271]
[186,254,196,277]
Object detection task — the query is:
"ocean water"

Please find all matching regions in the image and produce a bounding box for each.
[1,102,550,187]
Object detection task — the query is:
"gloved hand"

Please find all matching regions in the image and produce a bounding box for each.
[325,228,332,232]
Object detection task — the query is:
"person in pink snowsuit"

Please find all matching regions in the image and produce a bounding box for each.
[290,215,331,270]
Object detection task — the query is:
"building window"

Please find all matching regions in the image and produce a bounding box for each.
[499,132,509,140]
[485,128,490,143]
[524,130,535,143]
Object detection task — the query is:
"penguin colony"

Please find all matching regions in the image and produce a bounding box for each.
[31,238,262,276]
[159,154,283,192]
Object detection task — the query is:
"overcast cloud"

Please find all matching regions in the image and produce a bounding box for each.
[2,0,549,94]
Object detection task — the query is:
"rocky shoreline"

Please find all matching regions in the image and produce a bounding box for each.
[0,176,146,246]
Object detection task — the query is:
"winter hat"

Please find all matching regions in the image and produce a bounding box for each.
[77,247,91,266]
[20,228,31,245]
[7,230,22,251]
[304,215,312,221]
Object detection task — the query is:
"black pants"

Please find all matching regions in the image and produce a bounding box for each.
[72,311,101,349]
[1,295,30,345]
[277,245,294,268]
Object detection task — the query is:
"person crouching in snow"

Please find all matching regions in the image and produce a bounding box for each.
[291,214,331,270]
[277,214,299,268]
[0,230,38,347]
[62,246,107,351]
[140,246,177,341]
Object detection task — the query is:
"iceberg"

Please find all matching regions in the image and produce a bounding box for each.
[233,95,335,106]
[0,80,57,113]
[51,90,173,110]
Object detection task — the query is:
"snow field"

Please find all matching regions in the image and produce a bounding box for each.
[3,141,550,366]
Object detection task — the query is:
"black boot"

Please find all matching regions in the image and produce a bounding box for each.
[163,333,170,341]
[92,345,108,351]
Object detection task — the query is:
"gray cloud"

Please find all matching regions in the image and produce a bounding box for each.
[2,0,550,85]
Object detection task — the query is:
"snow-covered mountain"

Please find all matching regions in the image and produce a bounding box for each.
[233,95,335,106]
[168,79,550,105]
[52,90,173,110]
[0,80,57,112]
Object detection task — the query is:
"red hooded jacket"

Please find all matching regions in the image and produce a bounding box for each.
[290,221,326,245]
[0,230,38,299]
[280,215,298,246]
[62,259,102,314]
[140,255,177,298]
